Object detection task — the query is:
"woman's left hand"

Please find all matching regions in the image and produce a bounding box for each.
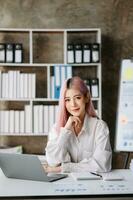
[43,164,61,173]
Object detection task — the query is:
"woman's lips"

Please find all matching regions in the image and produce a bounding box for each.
[71,108,80,112]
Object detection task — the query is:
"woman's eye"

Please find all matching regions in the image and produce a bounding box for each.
[76,96,81,99]
[65,99,70,102]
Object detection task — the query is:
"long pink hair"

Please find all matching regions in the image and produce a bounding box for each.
[55,76,97,133]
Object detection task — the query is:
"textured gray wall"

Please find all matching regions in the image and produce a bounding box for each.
[0,0,133,165]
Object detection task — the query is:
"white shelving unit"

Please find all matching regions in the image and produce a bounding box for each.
[0,28,102,136]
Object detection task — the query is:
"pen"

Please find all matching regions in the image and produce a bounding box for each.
[90,172,102,178]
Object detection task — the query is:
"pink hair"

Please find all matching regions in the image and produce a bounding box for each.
[55,76,97,133]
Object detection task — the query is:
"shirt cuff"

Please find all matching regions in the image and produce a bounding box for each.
[61,162,72,173]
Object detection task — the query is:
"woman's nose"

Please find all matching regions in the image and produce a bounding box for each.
[71,98,76,106]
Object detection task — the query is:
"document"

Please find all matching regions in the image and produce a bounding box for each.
[70,172,101,180]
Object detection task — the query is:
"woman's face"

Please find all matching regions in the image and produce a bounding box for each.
[65,88,88,119]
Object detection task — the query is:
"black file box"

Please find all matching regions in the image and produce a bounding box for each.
[14,43,23,63]
[83,44,91,63]
[75,44,82,63]
[91,43,100,63]
[67,44,74,64]
[6,44,14,63]
[90,78,99,98]
[0,43,6,63]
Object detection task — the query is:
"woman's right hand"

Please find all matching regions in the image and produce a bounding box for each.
[64,116,81,132]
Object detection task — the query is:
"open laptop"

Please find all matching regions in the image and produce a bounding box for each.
[0,153,67,182]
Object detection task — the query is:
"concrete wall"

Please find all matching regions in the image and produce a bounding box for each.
[0,0,133,168]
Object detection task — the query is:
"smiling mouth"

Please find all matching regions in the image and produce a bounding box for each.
[71,108,80,112]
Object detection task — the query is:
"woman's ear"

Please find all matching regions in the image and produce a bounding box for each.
[85,92,89,103]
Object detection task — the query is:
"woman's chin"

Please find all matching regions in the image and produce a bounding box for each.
[71,112,80,117]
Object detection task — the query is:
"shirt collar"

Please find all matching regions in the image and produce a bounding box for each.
[81,113,89,132]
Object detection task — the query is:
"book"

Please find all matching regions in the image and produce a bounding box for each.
[70,172,101,180]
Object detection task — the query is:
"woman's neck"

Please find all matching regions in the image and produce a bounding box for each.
[74,113,85,136]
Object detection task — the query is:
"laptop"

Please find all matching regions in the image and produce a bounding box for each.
[0,153,67,182]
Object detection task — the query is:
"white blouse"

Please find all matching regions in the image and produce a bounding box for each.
[45,114,112,173]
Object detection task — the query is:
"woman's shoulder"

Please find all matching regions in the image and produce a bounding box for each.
[89,116,107,125]
[88,116,109,131]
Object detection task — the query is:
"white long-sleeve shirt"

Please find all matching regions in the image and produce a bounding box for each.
[45,114,112,173]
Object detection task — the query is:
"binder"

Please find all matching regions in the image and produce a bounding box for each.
[14,111,20,133]
[75,44,82,63]
[90,78,99,98]
[48,105,55,131]
[60,65,67,86]
[4,111,9,133]
[33,105,39,134]
[9,110,15,134]
[66,65,72,79]
[14,43,23,63]
[6,44,14,63]
[43,105,49,134]
[54,65,61,99]
[38,105,44,133]
[91,43,100,63]
[0,43,6,63]
[83,44,91,63]
[50,76,55,98]
[84,79,91,92]
[0,71,1,98]
[67,44,74,63]
[20,111,24,133]
[25,105,32,133]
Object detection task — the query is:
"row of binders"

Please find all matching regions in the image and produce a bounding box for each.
[84,78,99,98]
[0,43,23,63]
[0,70,36,99]
[50,65,72,99]
[0,105,58,135]
[67,43,100,64]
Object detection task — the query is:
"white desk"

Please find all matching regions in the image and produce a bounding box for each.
[0,169,133,199]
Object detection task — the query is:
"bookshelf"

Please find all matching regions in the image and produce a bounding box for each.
[0,28,102,136]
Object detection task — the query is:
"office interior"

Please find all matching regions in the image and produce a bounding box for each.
[0,0,133,170]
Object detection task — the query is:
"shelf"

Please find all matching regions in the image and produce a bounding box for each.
[0,28,102,136]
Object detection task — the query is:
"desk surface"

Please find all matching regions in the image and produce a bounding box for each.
[0,169,133,199]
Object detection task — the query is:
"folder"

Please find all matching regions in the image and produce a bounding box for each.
[66,65,72,79]
[60,65,67,86]
[54,65,61,99]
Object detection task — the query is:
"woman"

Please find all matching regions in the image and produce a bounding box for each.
[45,76,112,173]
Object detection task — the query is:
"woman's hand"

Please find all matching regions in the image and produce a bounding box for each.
[43,164,61,173]
[64,116,81,132]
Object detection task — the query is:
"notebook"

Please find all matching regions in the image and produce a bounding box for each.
[70,172,101,180]
[101,172,124,181]
[0,152,67,182]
